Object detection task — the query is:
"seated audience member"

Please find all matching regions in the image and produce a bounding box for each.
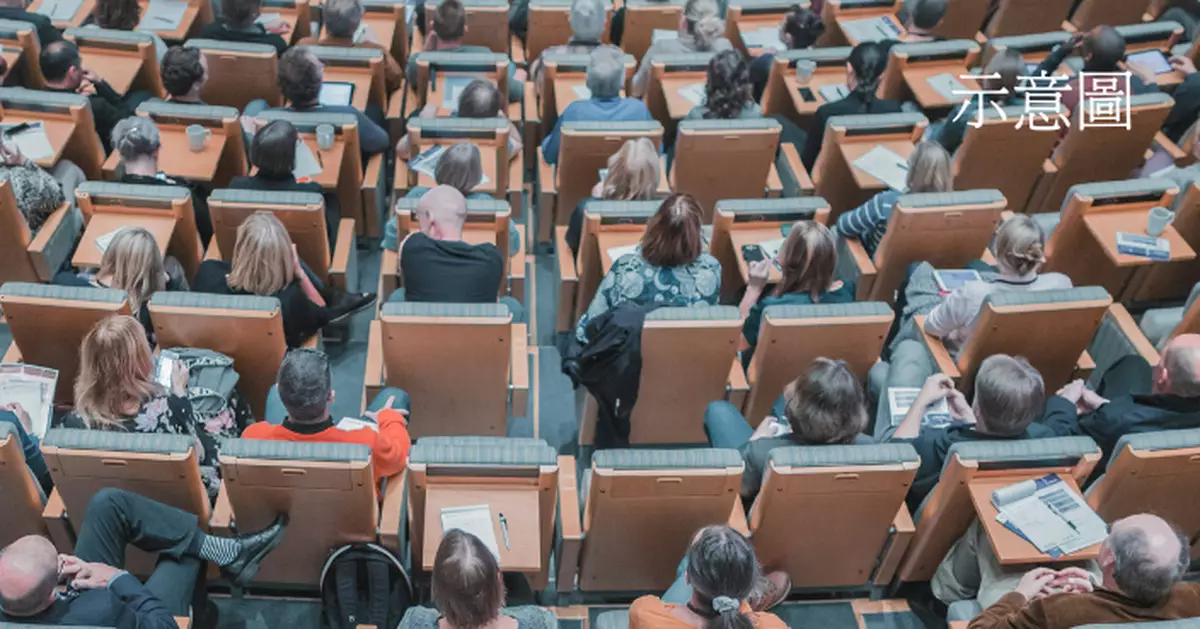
[0,138,66,235]
[1033,27,1157,116]
[575,193,721,343]
[400,530,554,629]
[201,0,291,55]
[160,46,208,104]
[1159,124,1200,193]
[886,353,1065,511]
[193,213,335,347]
[383,142,494,250]
[685,49,760,120]
[246,47,389,155]
[1163,55,1200,142]
[739,222,853,365]
[917,215,1072,357]
[749,4,824,102]
[86,0,168,60]
[0,403,50,494]
[542,47,655,164]
[41,42,147,154]
[898,0,947,42]
[392,185,524,320]
[933,49,1022,154]
[800,42,901,170]
[107,116,213,245]
[58,315,243,500]
[0,0,60,46]
[530,0,618,92]
[835,141,953,257]
[631,0,731,98]
[565,136,660,258]
[705,358,870,500]
[246,348,412,484]
[961,514,1200,629]
[1048,333,1200,469]
[0,491,285,627]
[229,119,339,244]
[295,0,402,92]
[397,79,524,159]
[630,525,791,625]
[54,227,179,345]
[406,0,525,104]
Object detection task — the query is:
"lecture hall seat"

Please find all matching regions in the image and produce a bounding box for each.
[0,181,79,287]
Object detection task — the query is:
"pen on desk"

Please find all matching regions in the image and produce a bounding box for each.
[1047,503,1080,533]
[498,513,511,550]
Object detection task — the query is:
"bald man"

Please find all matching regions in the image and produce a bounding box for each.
[0,489,285,628]
[968,514,1200,629]
[392,185,523,320]
[1046,333,1200,472]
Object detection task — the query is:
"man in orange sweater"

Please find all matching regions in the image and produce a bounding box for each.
[246,349,412,482]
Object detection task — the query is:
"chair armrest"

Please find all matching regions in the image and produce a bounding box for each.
[836,236,875,300]
[538,147,557,244]
[656,155,671,195]
[1107,303,1161,365]
[42,488,74,552]
[208,482,234,536]
[380,249,399,299]
[766,162,783,198]
[1074,350,1096,382]
[27,203,80,281]
[1154,132,1188,167]
[101,150,120,180]
[556,226,578,333]
[509,323,529,418]
[329,218,357,291]
[912,315,961,380]
[779,143,815,196]
[538,146,556,195]
[728,496,749,536]
[378,471,406,554]
[727,358,749,411]
[556,455,582,594]
[386,86,406,140]
[873,503,915,585]
[362,153,387,237]
[395,154,414,196]
[365,320,385,398]
[510,33,526,66]
[509,225,527,305]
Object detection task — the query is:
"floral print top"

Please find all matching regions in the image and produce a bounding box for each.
[575,250,722,343]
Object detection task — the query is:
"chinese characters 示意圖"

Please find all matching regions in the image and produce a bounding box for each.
[949,71,1134,132]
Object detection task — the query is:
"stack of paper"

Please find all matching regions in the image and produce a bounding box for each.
[3,122,55,161]
[441,76,473,111]
[607,243,639,261]
[32,0,83,21]
[839,15,902,43]
[1116,232,1171,261]
[817,83,849,102]
[925,72,968,102]
[0,364,58,438]
[441,504,501,560]
[991,475,1107,556]
[142,0,189,31]
[741,26,785,50]
[651,29,678,45]
[852,145,909,191]
[677,83,706,106]
[254,12,282,26]
[294,141,323,179]
[887,387,952,428]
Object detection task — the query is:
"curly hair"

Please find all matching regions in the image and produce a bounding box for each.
[95,0,141,30]
[703,49,752,120]
[160,46,205,97]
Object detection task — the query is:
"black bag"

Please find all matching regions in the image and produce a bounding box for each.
[320,543,415,629]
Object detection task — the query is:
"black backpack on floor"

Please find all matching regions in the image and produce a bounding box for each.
[320,543,415,629]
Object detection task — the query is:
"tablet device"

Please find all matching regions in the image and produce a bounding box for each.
[1126,50,1173,75]
[318,82,355,106]
[934,269,982,293]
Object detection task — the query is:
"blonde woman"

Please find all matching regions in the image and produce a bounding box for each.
[54,227,175,345]
[60,315,223,498]
[193,213,333,347]
[835,141,954,257]
[566,137,660,258]
[631,0,732,97]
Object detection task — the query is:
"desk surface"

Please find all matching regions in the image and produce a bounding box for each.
[157,126,228,183]
[3,112,72,168]
[73,213,176,268]
[729,227,788,284]
[840,140,916,191]
[361,14,398,55]
[28,0,95,28]
[785,71,846,118]
[596,231,644,274]
[660,74,706,121]
[1083,211,1197,268]
[837,13,907,46]
[422,486,542,573]
[735,16,785,56]
[297,137,345,190]
[78,49,143,95]
[902,65,979,112]
[136,0,199,41]
[322,66,373,111]
[969,473,1101,565]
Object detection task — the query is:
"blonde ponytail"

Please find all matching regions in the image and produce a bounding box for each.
[684,0,724,49]
[995,215,1047,276]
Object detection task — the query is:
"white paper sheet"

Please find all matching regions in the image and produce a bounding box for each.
[817,83,849,102]
[607,243,639,261]
[254,12,282,26]
[294,141,323,179]
[992,474,1108,556]
[441,76,473,111]
[336,417,380,432]
[571,84,592,100]
[142,0,189,31]
[351,21,378,43]
[651,29,678,44]
[32,0,83,21]
[925,72,968,102]
[3,122,55,161]
[852,145,909,191]
[677,82,706,106]
[94,227,125,255]
[839,15,901,43]
[0,364,58,439]
[409,145,446,178]
[741,26,785,50]
[440,504,501,560]
[887,387,952,428]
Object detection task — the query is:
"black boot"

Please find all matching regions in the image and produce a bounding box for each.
[220,515,288,587]
[325,288,377,323]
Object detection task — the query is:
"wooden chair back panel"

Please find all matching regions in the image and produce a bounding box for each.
[196,49,281,110]
[558,128,663,225]
[623,3,684,62]
[673,128,780,221]
[210,204,332,279]
[956,119,1059,212]
[0,181,37,286]
[1070,0,1153,30]
[985,0,1074,36]
[0,433,47,548]
[1089,445,1200,537]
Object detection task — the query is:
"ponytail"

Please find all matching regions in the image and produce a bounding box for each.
[708,597,754,629]
[994,215,1047,277]
[686,526,760,629]
[847,42,885,104]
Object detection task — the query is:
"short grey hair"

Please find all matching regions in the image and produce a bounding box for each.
[1165,342,1200,397]
[586,46,624,99]
[569,0,606,42]
[111,116,160,161]
[324,0,364,38]
[276,349,332,423]
[1110,526,1190,605]
[973,354,1045,437]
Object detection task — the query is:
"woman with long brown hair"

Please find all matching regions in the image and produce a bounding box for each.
[87,0,169,60]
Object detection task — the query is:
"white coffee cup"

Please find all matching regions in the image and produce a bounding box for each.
[186,124,211,152]
[1147,206,1175,237]
[795,59,817,82]
[316,123,335,150]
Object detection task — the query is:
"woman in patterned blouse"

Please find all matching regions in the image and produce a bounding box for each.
[575,193,722,343]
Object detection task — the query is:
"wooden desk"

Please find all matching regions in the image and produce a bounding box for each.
[299,137,346,190]
[735,16,785,56]
[968,474,1101,566]
[413,144,500,195]
[596,231,644,274]
[841,140,915,192]
[902,66,980,113]
[156,125,228,183]
[660,74,706,120]
[28,0,95,28]
[322,66,373,111]
[77,49,143,95]
[361,15,398,56]
[553,76,589,117]
[72,213,176,268]
[421,486,542,573]
[729,228,787,284]
[2,112,73,168]
[785,72,847,126]
[837,13,906,46]
[136,0,200,41]
[1083,211,1197,268]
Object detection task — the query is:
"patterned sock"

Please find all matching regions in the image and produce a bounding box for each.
[197,533,241,566]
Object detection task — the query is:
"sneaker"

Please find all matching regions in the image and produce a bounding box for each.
[327,290,377,323]
[220,515,288,587]
[749,570,791,612]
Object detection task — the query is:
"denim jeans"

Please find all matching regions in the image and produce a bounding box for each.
[265,385,410,425]
[703,401,755,449]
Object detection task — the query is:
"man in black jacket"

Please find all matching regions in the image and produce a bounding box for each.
[0,488,286,629]
[1046,333,1200,473]
[39,41,149,154]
